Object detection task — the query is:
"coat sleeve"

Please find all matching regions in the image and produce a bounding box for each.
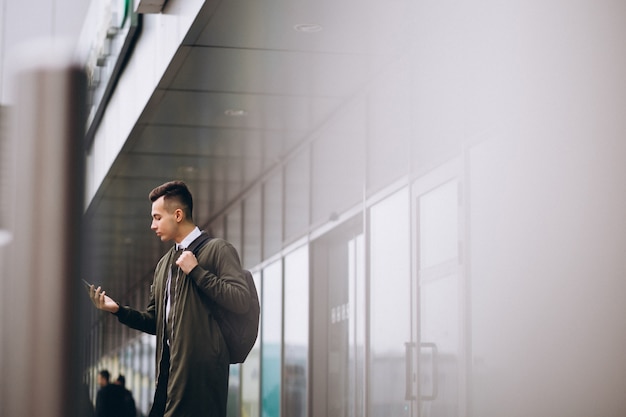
[113,290,157,335]
[187,239,250,314]
[113,284,156,334]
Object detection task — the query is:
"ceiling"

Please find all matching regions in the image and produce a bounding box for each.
[84,0,412,294]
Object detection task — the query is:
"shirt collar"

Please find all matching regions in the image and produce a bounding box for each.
[177,227,201,250]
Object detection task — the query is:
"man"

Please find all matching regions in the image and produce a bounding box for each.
[95,369,125,417]
[115,375,137,417]
[89,181,249,417]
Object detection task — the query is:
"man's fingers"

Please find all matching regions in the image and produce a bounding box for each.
[91,286,104,306]
[176,251,191,264]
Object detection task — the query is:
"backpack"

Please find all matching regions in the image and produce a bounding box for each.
[187,231,260,364]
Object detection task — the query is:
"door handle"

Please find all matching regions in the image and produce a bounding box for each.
[420,342,439,401]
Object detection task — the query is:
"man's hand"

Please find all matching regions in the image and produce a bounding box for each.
[176,251,199,274]
[89,285,119,313]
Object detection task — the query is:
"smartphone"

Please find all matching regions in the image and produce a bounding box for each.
[82,279,94,293]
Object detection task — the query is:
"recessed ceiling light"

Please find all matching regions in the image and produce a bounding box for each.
[294,23,323,33]
[179,166,196,174]
[224,109,247,117]
[176,166,197,179]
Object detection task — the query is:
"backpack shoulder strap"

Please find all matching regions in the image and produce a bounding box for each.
[186,230,212,255]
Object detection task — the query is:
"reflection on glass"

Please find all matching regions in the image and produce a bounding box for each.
[210,216,225,239]
[348,233,365,417]
[284,246,309,417]
[284,151,310,241]
[418,178,461,417]
[263,173,283,259]
[244,188,262,268]
[227,365,241,417]
[226,203,243,257]
[86,333,156,417]
[241,273,262,417]
[419,180,458,269]
[327,232,364,417]
[310,216,364,417]
[262,261,283,417]
[369,188,411,417]
[140,335,155,416]
[311,110,365,225]
[366,60,412,195]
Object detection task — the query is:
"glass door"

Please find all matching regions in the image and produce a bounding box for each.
[310,215,365,417]
[412,157,467,417]
[368,188,412,417]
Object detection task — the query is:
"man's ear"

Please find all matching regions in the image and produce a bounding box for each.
[175,208,184,222]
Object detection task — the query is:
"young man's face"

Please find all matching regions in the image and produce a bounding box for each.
[150,196,180,242]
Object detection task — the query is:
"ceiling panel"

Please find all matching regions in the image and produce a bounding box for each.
[130,125,301,162]
[193,0,406,54]
[169,47,377,98]
[147,90,343,131]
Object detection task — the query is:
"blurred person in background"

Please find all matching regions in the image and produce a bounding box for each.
[95,369,125,417]
[115,375,137,417]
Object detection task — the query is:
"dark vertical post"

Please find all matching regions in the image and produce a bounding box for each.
[0,43,87,417]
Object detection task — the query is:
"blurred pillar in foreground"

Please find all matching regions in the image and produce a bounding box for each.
[0,41,86,417]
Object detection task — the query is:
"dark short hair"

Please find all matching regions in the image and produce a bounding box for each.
[116,374,126,386]
[99,370,110,381]
[149,181,193,221]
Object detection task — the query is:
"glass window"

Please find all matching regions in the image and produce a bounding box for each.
[366,61,411,194]
[416,177,462,416]
[368,188,411,417]
[241,272,262,417]
[210,216,225,239]
[284,245,309,417]
[263,173,283,259]
[226,203,243,257]
[244,188,262,268]
[140,334,155,415]
[227,365,242,417]
[261,261,283,417]
[310,216,364,417]
[284,150,310,242]
[419,180,458,269]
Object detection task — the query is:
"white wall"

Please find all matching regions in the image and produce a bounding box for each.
[466,2,626,415]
